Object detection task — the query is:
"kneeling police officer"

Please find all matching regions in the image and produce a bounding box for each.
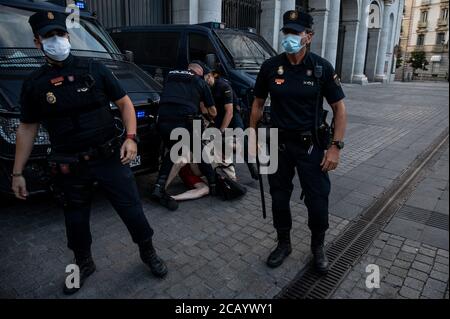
[151,61,218,210]
[250,10,347,274]
[12,11,167,294]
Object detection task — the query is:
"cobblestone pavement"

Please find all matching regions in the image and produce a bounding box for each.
[0,81,448,299]
[332,144,449,299]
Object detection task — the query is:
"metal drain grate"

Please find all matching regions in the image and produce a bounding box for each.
[397,205,449,231]
[276,220,380,299]
[276,130,449,299]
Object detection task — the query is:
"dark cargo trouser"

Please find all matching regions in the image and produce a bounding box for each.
[54,152,154,252]
[268,138,331,234]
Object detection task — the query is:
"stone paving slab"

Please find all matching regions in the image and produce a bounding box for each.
[0,187,349,299]
[332,144,449,299]
[332,232,449,299]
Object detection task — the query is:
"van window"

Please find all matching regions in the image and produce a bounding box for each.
[113,32,179,68]
[0,4,123,63]
[188,33,217,62]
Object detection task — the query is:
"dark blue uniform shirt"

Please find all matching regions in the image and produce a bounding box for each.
[158,70,215,120]
[20,54,126,152]
[211,77,234,128]
[254,52,345,131]
[20,54,126,124]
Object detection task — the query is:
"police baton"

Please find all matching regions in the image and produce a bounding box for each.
[254,127,267,219]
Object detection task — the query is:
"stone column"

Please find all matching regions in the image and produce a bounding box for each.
[260,0,282,50]
[365,28,381,81]
[340,20,359,83]
[309,0,329,57]
[375,1,393,82]
[352,0,371,84]
[198,0,222,23]
[172,0,199,24]
[324,0,341,67]
[277,0,296,52]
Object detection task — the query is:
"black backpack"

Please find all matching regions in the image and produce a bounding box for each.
[215,166,247,200]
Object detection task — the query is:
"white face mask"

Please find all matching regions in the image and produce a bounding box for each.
[41,35,71,62]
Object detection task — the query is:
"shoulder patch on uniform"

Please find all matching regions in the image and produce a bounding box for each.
[277,66,284,76]
[333,74,341,86]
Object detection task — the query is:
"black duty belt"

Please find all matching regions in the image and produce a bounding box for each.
[49,137,121,164]
[278,129,312,140]
[78,137,121,161]
[276,129,314,150]
[158,114,202,122]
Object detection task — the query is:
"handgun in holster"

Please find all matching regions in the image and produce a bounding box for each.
[313,64,335,150]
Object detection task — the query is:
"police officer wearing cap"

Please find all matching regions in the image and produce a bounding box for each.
[250,10,347,274]
[151,61,217,210]
[204,70,260,180]
[204,69,234,133]
[12,11,168,294]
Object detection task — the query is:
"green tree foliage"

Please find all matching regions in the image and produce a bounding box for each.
[396,47,403,69]
[407,51,429,72]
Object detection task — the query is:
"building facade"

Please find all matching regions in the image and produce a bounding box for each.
[80,0,405,83]
[396,0,449,81]
[259,0,405,83]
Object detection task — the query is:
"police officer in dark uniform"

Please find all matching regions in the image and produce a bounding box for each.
[151,61,217,210]
[204,70,234,132]
[12,11,168,294]
[204,70,260,180]
[250,10,347,274]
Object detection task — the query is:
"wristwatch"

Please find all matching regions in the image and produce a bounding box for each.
[331,140,345,150]
[126,134,140,144]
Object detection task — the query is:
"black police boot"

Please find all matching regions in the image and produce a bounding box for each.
[63,250,96,295]
[206,175,217,196]
[139,238,168,278]
[209,182,217,196]
[151,184,178,211]
[311,231,329,275]
[247,163,260,180]
[266,230,292,268]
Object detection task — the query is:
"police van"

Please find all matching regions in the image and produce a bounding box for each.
[0,0,163,196]
[109,22,277,125]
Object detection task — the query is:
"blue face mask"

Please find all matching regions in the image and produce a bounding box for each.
[281,34,305,54]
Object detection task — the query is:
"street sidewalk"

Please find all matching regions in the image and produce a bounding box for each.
[0,81,448,299]
[332,143,449,299]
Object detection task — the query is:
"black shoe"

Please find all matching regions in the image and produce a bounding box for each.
[63,251,96,295]
[247,163,260,180]
[266,230,292,268]
[151,184,178,211]
[209,183,217,196]
[312,245,329,275]
[311,231,329,275]
[139,239,168,278]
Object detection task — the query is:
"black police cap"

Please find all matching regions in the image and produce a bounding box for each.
[281,10,314,33]
[29,11,68,37]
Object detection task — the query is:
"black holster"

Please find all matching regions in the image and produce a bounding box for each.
[315,110,334,150]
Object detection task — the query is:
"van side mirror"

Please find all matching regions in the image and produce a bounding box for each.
[205,53,217,70]
[124,50,134,63]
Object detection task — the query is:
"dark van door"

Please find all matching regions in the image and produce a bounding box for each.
[112,31,181,86]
